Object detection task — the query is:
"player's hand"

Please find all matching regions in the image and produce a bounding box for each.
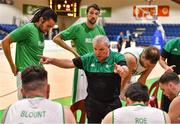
[73,51,80,58]
[38,55,53,64]
[165,65,176,73]
[114,64,129,78]
[11,64,17,76]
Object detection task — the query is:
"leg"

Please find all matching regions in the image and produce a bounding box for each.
[85,97,122,123]
[103,98,122,119]
[85,96,105,123]
[125,41,131,48]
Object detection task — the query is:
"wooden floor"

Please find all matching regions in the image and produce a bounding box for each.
[0,42,165,110]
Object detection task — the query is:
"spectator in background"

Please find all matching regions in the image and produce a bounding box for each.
[53,3,106,103]
[39,35,129,123]
[159,38,180,112]
[117,32,124,52]
[125,30,132,48]
[153,20,166,41]
[0,0,13,5]
[1,7,57,99]
[102,83,170,124]
[159,72,180,123]
[2,66,76,124]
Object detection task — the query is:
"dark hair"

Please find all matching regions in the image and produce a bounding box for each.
[86,4,100,14]
[144,46,160,64]
[21,65,47,90]
[125,83,149,102]
[31,7,57,23]
[159,72,180,85]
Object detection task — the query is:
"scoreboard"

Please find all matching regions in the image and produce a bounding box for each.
[50,0,81,17]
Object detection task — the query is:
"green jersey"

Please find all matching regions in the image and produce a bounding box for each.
[73,51,126,101]
[59,22,106,56]
[161,38,180,74]
[10,23,44,72]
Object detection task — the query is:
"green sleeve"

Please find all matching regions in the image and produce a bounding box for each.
[80,53,93,70]
[99,25,106,35]
[115,52,126,63]
[112,111,114,124]
[163,39,176,52]
[9,25,30,43]
[59,24,78,41]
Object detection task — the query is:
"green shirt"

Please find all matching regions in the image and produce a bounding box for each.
[161,38,180,74]
[10,23,44,72]
[163,38,180,55]
[59,22,106,56]
[81,51,125,73]
[73,51,126,101]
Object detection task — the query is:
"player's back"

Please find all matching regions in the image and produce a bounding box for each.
[113,105,166,124]
[4,97,64,124]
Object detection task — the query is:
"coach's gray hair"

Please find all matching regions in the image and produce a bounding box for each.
[93,35,110,46]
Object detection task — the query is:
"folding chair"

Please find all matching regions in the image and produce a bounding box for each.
[70,99,86,124]
[148,80,159,108]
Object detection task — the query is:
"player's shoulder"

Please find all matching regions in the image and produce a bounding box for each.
[21,23,34,29]
[171,96,180,105]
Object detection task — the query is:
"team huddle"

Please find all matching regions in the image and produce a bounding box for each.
[1,3,180,124]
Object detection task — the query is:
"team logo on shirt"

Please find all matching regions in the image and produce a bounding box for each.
[173,48,178,52]
[38,41,44,47]
[106,64,110,68]
[85,38,93,43]
[106,64,113,68]
[90,63,95,67]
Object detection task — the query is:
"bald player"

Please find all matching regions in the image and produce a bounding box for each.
[121,46,160,87]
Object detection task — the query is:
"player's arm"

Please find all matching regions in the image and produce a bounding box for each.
[114,62,129,91]
[2,110,7,124]
[2,106,11,124]
[39,55,75,68]
[138,65,154,85]
[168,98,180,123]
[159,56,167,69]
[120,54,135,90]
[159,56,175,73]
[102,111,113,124]
[163,112,171,124]
[2,35,17,76]
[63,106,76,123]
[114,64,129,78]
[120,72,131,91]
[53,34,80,58]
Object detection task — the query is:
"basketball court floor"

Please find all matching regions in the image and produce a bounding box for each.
[0,40,165,110]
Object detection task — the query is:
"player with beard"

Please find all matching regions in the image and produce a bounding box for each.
[53,4,106,103]
[120,46,160,88]
[159,72,180,123]
[2,7,57,99]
